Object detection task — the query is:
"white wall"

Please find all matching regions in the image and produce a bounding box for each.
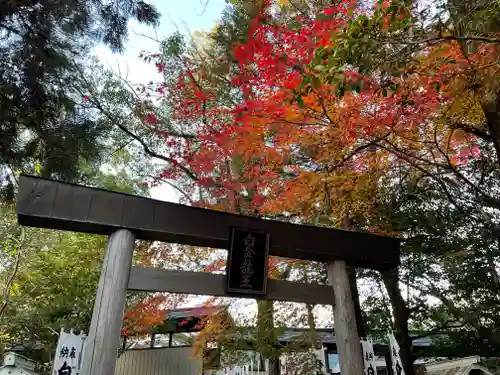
[115,347,202,375]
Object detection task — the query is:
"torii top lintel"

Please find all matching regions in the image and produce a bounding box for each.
[16,175,400,269]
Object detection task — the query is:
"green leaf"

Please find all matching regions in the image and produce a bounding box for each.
[34,161,41,175]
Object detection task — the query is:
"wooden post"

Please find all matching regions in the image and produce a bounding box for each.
[328,260,364,375]
[80,229,135,375]
[151,333,156,348]
[385,351,394,375]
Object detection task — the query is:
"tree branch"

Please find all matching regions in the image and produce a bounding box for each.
[112,120,200,182]
[453,123,493,142]
[0,228,25,319]
[421,35,500,45]
[409,280,500,345]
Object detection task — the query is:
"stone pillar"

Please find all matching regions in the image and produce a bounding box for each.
[328,260,364,375]
[80,229,135,375]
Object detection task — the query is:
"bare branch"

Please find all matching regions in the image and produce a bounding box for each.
[0,228,25,319]
[421,35,500,45]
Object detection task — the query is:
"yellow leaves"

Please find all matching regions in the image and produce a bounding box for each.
[209,24,220,35]
[0,330,11,340]
[191,310,231,358]
[269,266,281,280]
[442,90,486,133]
[34,160,41,175]
[9,282,20,296]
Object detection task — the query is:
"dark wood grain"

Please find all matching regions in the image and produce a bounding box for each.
[16,175,400,269]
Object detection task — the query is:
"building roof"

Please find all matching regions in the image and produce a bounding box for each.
[158,307,442,348]
[164,306,226,320]
[153,306,448,350]
[426,356,494,375]
[276,328,434,347]
[0,352,38,375]
[134,305,491,358]
[154,305,232,334]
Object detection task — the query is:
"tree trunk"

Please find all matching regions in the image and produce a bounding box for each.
[340,212,366,340]
[380,268,414,375]
[257,300,280,375]
[0,248,21,318]
[347,266,366,338]
[482,93,500,163]
[0,227,24,320]
[342,214,366,338]
[306,303,316,331]
[269,358,281,375]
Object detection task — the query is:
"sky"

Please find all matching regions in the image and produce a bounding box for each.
[94,0,227,203]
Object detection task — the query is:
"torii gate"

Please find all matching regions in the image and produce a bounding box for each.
[16,175,400,375]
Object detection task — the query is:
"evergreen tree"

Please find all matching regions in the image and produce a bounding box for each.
[0,0,160,200]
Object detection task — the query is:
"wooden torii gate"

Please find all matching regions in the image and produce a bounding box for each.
[16,175,400,375]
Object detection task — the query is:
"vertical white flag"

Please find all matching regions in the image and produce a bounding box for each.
[388,332,405,375]
[361,339,378,375]
[52,329,86,375]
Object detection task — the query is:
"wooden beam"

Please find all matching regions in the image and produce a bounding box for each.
[80,229,135,375]
[16,175,400,269]
[128,267,335,305]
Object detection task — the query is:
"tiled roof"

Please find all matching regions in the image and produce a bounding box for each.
[425,356,494,375]
[164,306,226,320]
[277,328,434,347]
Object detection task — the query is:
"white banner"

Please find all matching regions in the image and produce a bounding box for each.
[52,329,86,375]
[361,339,378,375]
[388,332,405,375]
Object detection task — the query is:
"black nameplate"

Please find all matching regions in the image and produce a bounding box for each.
[226,227,270,296]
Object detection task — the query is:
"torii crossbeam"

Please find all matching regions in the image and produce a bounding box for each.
[16,175,400,375]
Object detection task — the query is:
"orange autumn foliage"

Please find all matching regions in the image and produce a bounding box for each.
[128,0,498,339]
